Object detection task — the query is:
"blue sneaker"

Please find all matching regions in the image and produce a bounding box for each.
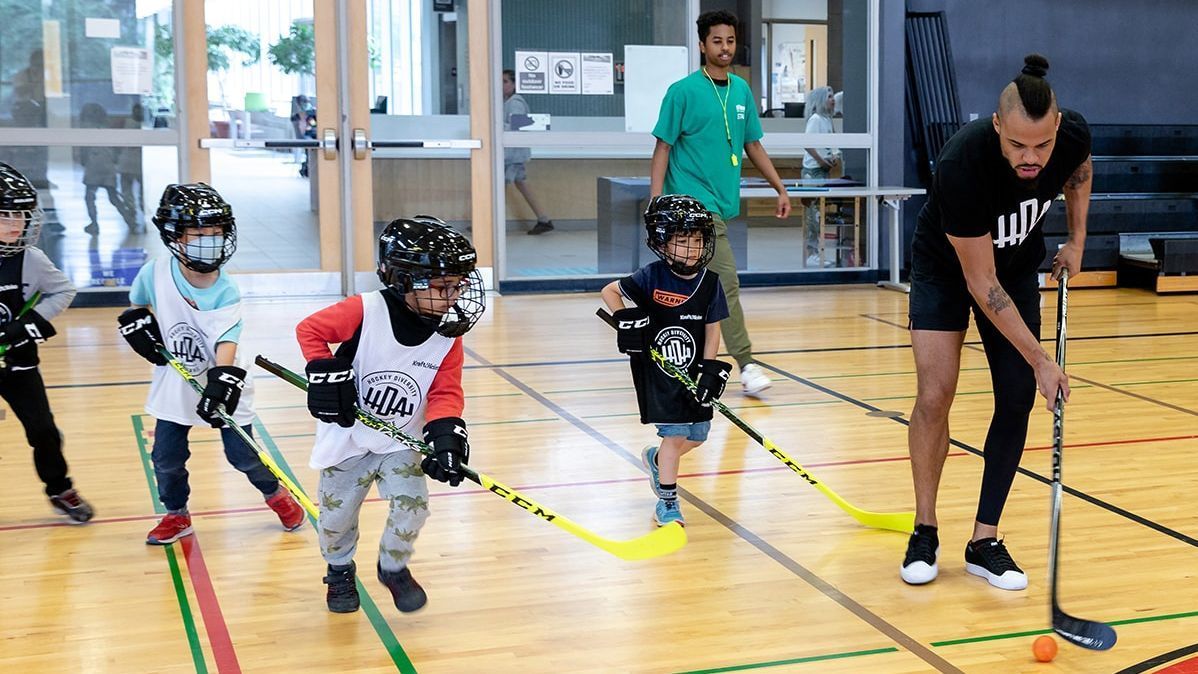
[642,445,667,498]
[654,498,685,527]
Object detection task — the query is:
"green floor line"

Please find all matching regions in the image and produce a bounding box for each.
[674,646,898,674]
[810,353,1198,382]
[931,608,1198,647]
[1113,377,1198,387]
[131,414,207,674]
[253,420,418,674]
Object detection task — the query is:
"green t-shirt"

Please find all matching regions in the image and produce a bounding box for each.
[653,70,762,220]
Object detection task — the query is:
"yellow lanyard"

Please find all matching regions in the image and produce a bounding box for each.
[703,67,738,167]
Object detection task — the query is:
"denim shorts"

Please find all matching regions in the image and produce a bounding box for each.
[654,421,711,442]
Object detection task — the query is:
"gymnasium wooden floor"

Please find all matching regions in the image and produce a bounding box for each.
[2,284,1196,673]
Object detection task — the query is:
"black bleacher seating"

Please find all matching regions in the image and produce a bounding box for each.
[1040,124,1198,273]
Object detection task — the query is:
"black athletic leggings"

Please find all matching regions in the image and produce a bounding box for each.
[0,368,71,496]
[973,305,1040,526]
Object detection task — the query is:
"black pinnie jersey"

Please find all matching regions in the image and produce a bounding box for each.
[0,252,30,367]
[911,109,1091,281]
[619,262,726,424]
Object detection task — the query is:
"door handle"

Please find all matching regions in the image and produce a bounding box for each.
[322,129,337,161]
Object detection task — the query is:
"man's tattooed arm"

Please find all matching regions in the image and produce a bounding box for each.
[986,284,1013,313]
[1065,156,1092,190]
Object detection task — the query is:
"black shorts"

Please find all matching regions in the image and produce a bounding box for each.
[908,271,1042,334]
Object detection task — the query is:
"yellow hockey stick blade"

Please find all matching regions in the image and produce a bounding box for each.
[762,438,915,533]
[475,470,687,561]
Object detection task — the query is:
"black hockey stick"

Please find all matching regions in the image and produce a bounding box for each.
[1047,270,1116,650]
[597,308,914,532]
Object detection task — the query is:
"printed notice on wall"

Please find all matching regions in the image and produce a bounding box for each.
[515,50,548,94]
[580,53,613,95]
[111,47,153,95]
[548,52,580,95]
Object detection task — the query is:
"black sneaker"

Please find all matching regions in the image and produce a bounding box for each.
[900,524,939,585]
[378,562,427,613]
[49,489,95,523]
[527,220,554,235]
[323,562,360,613]
[965,538,1028,590]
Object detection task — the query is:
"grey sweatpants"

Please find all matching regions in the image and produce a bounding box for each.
[317,450,430,572]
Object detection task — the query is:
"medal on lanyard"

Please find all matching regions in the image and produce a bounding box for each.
[704,68,739,167]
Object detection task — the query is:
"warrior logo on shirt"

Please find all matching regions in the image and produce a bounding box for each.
[167,322,210,375]
[653,289,689,307]
[653,326,696,375]
[994,198,1053,249]
[361,370,422,421]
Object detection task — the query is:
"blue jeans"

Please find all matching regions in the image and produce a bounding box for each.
[654,421,711,442]
[151,418,278,512]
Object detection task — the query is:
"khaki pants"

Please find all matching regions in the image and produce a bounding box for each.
[707,214,753,368]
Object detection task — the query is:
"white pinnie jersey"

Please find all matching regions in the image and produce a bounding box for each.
[309,290,455,469]
[144,258,256,426]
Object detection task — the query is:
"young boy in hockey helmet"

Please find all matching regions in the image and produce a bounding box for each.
[117,183,305,544]
[601,194,732,527]
[296,215,485,614]
[0,162,93,522]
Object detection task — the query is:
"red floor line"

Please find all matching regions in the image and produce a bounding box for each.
[179,535,242,674]
[5,433,1192,533]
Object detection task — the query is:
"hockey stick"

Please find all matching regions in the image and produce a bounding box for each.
[254,355,687,562]
[156,345,319,518]
[1046,270,1116,650]
[598,308,914,533]
[0,291,43,359]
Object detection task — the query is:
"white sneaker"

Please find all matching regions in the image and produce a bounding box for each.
[740,363,772,396]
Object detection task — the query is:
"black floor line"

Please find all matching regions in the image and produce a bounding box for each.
[1114,642,1198,674]
[755,360,1198,549]
[464,346,965,674]
[1071,373,1198,419]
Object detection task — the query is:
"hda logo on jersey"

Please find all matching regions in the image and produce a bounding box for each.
[994,198,1053,249]
[654,326,696,374]
[361,370,422,421]
[167,323,210,374]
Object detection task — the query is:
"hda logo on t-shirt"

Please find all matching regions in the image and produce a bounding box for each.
[994,198,1052,249]
[361,370,421,421]
[654,326,696,375]
[167,322,209,374]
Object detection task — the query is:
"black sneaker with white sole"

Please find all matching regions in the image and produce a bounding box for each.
[900,524,939,585]
[965,537,1028,590]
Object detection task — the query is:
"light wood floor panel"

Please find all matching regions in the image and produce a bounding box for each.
[2,286,1196,672]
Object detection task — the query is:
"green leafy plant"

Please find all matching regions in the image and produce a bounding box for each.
[268,21,314,76]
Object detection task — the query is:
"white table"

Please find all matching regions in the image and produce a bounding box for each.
[741,185,926,291]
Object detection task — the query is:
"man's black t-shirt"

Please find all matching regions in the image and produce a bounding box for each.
[911,109,1091,281]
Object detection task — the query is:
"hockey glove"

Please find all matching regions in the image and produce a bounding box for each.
[694,359,733,406]
[117,307,168,365]
[0,310,56,348]
[421,417,470,487]
[305,357,357,427]
[196,365,247,427]
[613,307,650,354]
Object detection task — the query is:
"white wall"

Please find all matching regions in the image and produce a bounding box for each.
[763,0,827,21]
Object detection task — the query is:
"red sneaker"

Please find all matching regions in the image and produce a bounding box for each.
[265,489,305,531]
[146,513,193,545]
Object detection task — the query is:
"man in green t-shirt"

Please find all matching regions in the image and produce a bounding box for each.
[650,10,790,397]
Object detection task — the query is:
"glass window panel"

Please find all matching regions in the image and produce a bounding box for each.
[0,1,175,129]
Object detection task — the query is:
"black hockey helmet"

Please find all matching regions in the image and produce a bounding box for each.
[644,194,715,275]
[152,183,237,273]
[0,162,43,257]
[377,215,485,337]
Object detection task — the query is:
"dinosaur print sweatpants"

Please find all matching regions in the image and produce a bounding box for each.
[316,450,430,571]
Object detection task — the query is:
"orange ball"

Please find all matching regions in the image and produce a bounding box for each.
[1033,635,1058,662]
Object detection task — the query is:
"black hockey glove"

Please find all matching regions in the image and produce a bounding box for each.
[0,310,56,349]
[196,365,247,428]
[613,307,650,354]
[117,307,168,366]
[421,417,470,487]
[305,357,357,427]
[694,359,733,406]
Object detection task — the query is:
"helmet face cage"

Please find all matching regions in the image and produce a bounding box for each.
[376,216,486,336]
[644,196,716,275]
[0,207,44,257]
[153,184,238,273]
